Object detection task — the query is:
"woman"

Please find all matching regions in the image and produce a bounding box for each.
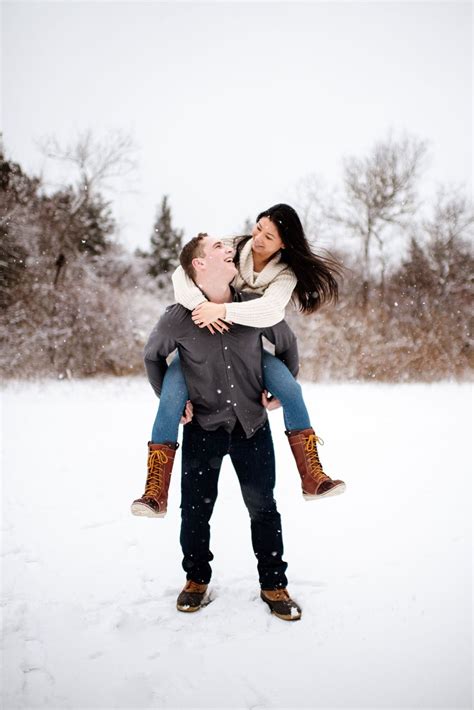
[131,204,345,518]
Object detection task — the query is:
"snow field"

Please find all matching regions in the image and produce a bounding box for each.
[1,379,472,709]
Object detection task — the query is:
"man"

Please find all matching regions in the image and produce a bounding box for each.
[136,234,302,621]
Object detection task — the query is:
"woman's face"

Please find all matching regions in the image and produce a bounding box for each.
[251,217,284,261]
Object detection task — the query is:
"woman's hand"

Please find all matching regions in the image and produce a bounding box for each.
[180,400,194,424]
[192,302,231,335]
[261,390,282,411]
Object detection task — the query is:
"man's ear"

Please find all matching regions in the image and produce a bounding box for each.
[192,256,205,272]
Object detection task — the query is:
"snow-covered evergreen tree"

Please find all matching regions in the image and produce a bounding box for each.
[146,195,183,289]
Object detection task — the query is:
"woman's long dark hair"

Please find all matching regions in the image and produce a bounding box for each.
[240,203,342,314]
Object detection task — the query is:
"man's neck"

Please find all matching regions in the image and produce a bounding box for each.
[195,279,233,303]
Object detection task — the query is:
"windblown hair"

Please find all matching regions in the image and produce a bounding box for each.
[239,203,342,314]
[180,233,208,280]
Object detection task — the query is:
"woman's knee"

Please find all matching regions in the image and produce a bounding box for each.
[267,371,303,403]
[163,355,188,394]
[159,366,188,413]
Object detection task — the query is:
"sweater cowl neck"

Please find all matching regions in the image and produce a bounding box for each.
[236,236,287,291]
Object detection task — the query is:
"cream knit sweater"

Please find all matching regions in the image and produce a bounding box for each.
[172,237,297,327]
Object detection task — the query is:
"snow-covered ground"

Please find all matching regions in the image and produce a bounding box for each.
[1,378,472,710]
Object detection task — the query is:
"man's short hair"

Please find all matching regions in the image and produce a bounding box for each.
[180,233,208,280]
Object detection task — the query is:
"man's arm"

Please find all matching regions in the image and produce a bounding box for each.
[262,320,299,378]
[143,306,182,397]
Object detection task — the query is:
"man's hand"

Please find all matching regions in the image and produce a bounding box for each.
[180,400,194,424]
[192,302,231,334]
[261,390,282,411]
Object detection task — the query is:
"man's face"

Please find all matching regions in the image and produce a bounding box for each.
[194,236,237,284]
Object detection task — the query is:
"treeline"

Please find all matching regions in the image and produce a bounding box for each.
[1,132,472,382]
[289,135,473,381]
[0,133,182,378]
[289,226,473,382]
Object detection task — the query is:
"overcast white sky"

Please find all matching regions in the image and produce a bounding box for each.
[3,1,472,251]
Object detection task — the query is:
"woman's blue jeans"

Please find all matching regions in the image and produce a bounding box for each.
[151,350,311,444]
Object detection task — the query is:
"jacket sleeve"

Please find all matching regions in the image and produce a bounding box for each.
[224,270,297,328]
[261,320,300,378]
[143,308,180,397]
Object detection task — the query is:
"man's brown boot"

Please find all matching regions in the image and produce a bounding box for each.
[176,580,209,612]
[286,428,346,500]
[130,442,178,518]
[260,588,302,621]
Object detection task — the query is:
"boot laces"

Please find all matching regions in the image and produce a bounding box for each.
[144,449,169,499]
[305,434,330,483]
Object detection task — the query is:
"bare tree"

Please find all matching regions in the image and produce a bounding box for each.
[37,128,138,212]
[422,187,474,301]
[35,130,138,278]
[292,173,331,244]
[333,132,428,308]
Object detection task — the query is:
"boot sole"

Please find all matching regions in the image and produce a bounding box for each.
[130,502,166,518]
[303,482,346,501]
[176,602,202,613]
[266,607,302,621]
[176,594,212,613]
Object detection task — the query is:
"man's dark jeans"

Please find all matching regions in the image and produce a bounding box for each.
[180,420,288,590]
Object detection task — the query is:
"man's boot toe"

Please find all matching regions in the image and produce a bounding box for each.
[176,580,208,612]
[260,588,302,621]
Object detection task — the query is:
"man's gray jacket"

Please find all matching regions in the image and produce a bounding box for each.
[144,290,299,438]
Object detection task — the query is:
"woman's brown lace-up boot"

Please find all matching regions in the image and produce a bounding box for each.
[285,428,346,500]
[131,442,179,517]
